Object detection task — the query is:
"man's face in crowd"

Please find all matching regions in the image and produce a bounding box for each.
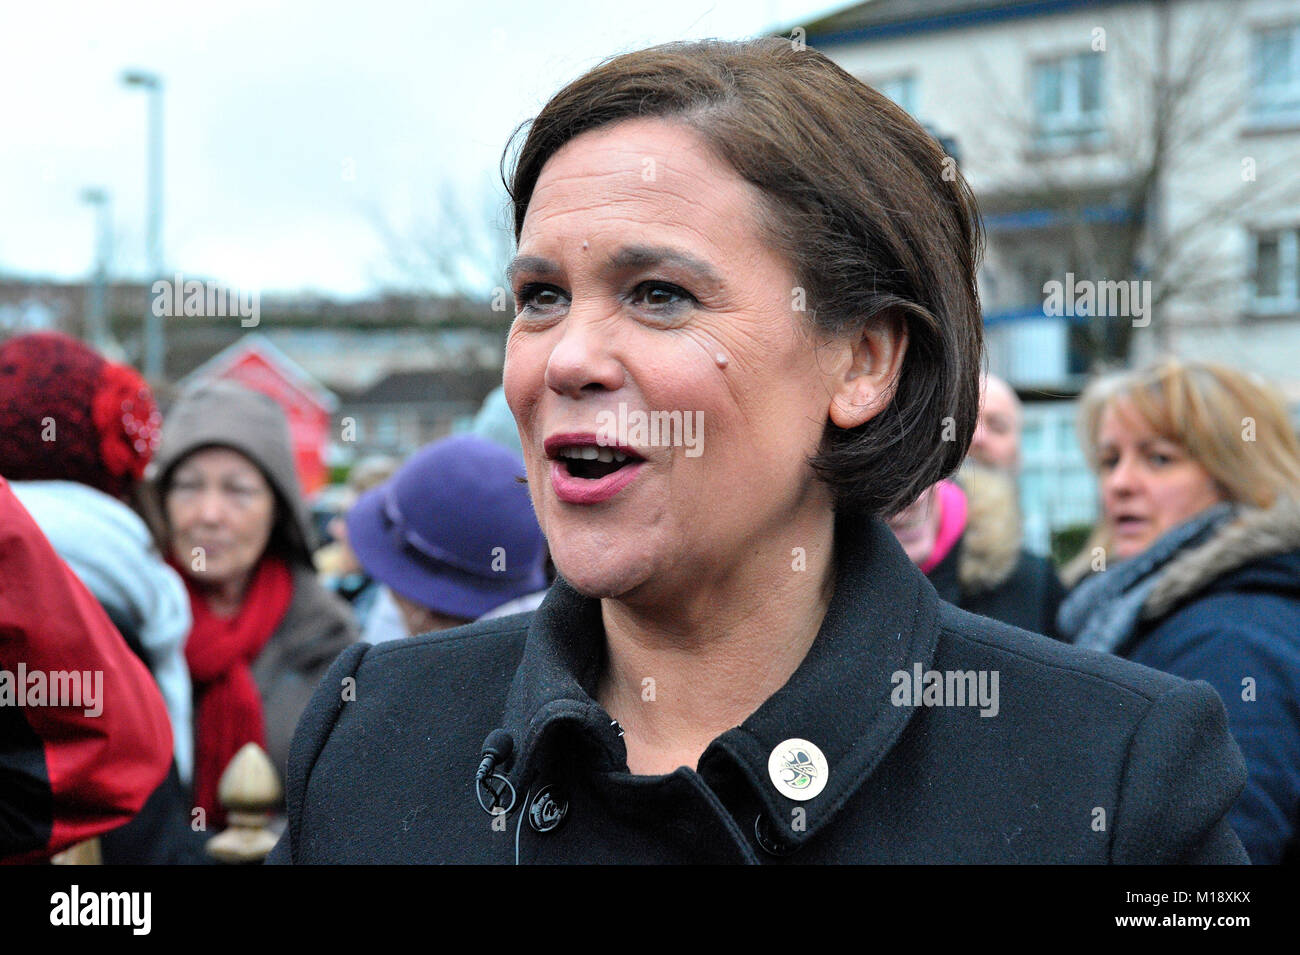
[970,376,1021,473]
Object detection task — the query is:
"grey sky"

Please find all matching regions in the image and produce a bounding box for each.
[0,0,846,297]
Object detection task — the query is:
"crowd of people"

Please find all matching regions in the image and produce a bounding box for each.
[3,340,1297,864]
[2,36,1298,866]
[0,332,550,862]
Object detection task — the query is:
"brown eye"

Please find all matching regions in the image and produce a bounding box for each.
[630,281,694,313]
[516,284,567,311]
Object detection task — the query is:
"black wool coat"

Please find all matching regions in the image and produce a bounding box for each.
[268,514,1249,864]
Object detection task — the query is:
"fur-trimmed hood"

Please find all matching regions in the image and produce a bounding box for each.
[1142,496,1300,621]
[954,465,1023,595]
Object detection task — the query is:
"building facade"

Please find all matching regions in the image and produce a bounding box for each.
[802,0,1300,551]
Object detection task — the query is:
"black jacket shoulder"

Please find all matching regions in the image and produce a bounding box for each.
[271,615,531,864]
[929,602,1248,863]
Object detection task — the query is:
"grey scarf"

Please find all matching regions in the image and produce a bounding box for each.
[1057,503,1236,654]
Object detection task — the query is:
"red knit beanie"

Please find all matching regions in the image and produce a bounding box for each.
[0,332,161,499]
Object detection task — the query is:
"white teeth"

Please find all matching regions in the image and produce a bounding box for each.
[556,444,635,463]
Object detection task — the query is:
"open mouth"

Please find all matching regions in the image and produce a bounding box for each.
[554,445,642,480]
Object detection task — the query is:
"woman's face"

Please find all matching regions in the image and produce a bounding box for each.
[166,446,276,589]
[504,117,895,602]
[1097,399,1225,561]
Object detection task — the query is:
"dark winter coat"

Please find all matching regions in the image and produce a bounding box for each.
[1108,497,1300,866]
[256,565,358,778]
[927,467,1065,639]
[269,509,1248,864]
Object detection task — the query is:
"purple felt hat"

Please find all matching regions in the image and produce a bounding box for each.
[347,434,547,620]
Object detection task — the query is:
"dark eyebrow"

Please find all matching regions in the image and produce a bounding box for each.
[505,255,562,286]
[606,245,723,289]
[506,246,725,290]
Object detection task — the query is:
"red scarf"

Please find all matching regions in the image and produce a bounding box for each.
[179,555,294,825]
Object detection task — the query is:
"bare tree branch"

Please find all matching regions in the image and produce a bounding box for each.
[970,2,1292,368]
[368,175,515,304]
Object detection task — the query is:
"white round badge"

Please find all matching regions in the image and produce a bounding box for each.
[768,738,829,801]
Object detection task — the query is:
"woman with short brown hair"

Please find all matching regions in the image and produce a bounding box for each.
[504,37,983,518]
[272,38,1247,864]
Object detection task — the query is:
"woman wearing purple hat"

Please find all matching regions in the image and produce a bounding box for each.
[272,38,1247,864]
[345,434,549,640]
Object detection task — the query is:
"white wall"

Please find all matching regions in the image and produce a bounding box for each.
[821,0,1300,396]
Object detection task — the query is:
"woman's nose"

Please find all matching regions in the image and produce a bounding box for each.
[543,313,624,399]
[1105,455,1139,499]
[195,487,228,525]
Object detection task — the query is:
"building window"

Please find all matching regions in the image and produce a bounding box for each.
[1032,52,1105,148]
[876,75,917,115]
[1251,228,1300,312]
[1251,23,1300,125]
[375,412,399,447]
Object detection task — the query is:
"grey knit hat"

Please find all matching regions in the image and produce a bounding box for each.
[154,380,316,564]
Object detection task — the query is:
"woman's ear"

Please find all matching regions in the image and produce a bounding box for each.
[827,311,909,430]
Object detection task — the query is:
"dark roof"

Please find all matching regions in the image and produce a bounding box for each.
[344,367,500,406]
[801,0,1138,45]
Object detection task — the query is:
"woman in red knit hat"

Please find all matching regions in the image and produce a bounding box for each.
[0,331,197,862]
[0,330,162,499]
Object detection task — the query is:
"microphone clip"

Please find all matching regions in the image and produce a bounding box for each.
[474,730,517,816]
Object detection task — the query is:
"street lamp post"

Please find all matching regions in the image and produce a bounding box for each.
[79,187,113,353]
[121,69,165,381]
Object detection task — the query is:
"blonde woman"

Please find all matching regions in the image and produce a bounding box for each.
[1060,358,1300,864]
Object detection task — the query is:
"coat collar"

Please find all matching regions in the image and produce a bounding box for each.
[1143,495,1300,620]
[498,511,942,849]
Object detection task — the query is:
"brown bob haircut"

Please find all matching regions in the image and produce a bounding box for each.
[501,37,985,518]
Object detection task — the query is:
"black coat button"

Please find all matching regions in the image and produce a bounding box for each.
[754,814,798,857]
[528,785,569,833]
